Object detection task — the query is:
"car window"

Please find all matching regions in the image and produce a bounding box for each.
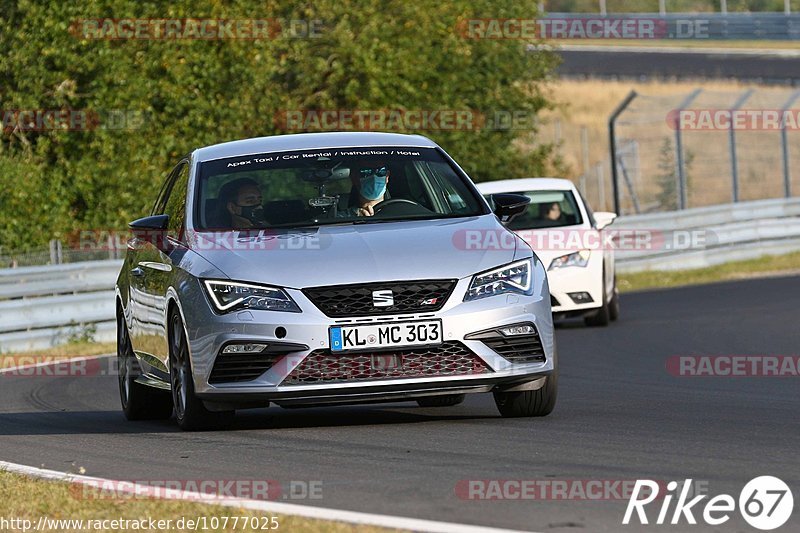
[151,168,175,216]
[163,162,190,239]
[505,190,584,230]
[195,147,486,230]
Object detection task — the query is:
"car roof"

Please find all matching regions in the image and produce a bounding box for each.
[193,132,439,162]
[475,177,577,195]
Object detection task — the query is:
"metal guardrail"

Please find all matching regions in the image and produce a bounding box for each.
[614,197,800,272]
[0,261,121,352]
[1,198,798,350]
[546,13,800,40]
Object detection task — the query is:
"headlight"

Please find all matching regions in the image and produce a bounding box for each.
[465,259,532,301]
[548,250,591,271]
[203,280,301,313]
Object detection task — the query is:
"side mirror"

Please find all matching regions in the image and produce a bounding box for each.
[594,211,617,230]
[491,193,530,223]
[129,214,170,251]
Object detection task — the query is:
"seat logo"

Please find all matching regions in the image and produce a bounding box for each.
[372,290,394,307]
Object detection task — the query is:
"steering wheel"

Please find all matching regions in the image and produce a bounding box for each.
[372,198,423,214]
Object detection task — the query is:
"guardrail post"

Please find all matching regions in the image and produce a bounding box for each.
[729,89,755,203]
[608,90,637,215]
[674,89,703,210]
[48,239,63,265]
[780,90,800,198]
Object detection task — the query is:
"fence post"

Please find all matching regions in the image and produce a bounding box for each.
[596,162,605,211]
[674,89,703,210]
[49,240,58,265]
[580,126,589,197]
[608,90,637,215]
[729,89,754,203]
[780,90,800,198]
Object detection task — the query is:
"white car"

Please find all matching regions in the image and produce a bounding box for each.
[478,178,619,326]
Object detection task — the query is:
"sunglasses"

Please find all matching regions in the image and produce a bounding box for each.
[359,166,388,178]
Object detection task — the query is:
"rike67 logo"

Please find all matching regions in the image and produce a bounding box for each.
[624,476,794,530]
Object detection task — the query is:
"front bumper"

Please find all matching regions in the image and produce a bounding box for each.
[182,276,555,403]
[546,259,604,316]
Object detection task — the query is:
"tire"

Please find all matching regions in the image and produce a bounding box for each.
[168,309,234,431]
[416,394,466,407]
[493,371,558,418]
[584,275,610,327]
[609,278,620,322]
[117,308,173,421]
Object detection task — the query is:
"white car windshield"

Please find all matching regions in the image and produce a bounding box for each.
[503,190,583,230]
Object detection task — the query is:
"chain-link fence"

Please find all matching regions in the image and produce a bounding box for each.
[0,239,123,268]
[555,87,800,216]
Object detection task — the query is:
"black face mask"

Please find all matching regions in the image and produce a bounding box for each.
[237,204,265,224]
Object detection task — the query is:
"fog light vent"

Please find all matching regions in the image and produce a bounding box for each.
[568,292,594,304]
[499,324,536,336]
[222,343,267,354]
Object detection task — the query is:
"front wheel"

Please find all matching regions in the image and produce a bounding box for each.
[609,278,620,322]
[169,310,234,431]
[117,310,173,421]
[493,371,558,418]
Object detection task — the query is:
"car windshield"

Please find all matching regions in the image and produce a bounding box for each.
[502,190,583,230]
[195,147,485,230]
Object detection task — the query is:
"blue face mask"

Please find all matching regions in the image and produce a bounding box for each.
[359,173,388,201]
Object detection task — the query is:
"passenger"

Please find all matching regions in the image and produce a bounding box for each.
[541,202,564,223]
[217,178,266,229]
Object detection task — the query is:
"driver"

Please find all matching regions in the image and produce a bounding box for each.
[341,160,390,217]
[217,177,266,229]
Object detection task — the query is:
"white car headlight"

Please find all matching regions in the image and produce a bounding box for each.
[548,250,591,271]
[465,259,532,301]
[203,280,300,313]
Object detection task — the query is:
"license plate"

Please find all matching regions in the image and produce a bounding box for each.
[329,320,443,352]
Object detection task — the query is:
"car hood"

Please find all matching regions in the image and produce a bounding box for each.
[191,215,521,288]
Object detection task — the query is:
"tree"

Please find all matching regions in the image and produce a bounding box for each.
[0,0,558,250]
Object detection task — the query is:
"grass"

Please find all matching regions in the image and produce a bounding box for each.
[0,470,399,533]
[618,251,800,292]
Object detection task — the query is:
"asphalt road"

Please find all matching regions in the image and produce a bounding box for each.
[557,48,800,85]
[1,275,799,532]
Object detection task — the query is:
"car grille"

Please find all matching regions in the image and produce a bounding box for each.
[280,342,492,385]
[302,279,456,317]
[209,353,283,384]
[481,329,546,365]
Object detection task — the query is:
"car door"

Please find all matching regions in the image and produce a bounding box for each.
[127,166,174,357]
[129,161,189,374]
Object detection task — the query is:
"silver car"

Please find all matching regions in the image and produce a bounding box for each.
[115,132,557,430]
